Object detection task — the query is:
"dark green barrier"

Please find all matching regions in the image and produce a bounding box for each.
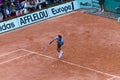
[76,0,92,8]
[104,0,120,13]
[76,0,100,9]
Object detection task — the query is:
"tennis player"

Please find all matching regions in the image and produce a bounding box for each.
[49,34,64,59]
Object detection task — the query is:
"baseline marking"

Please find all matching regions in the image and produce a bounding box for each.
[107,76,119,80]
[22,49,57,60]
[0,52,32,65]
[0,49,23,58]
[0,49,32,65]
[22,49,120,79]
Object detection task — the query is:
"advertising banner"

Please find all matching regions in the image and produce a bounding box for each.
[48,1,75,17]
[17,1,77,27]
[0,19,19,33]
[17,9,49,27]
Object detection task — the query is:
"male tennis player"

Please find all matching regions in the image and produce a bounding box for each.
[49,34,64,59]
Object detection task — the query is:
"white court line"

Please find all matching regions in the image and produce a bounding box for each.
[107,76,119,80]
[0,53,32,65]
[22,49,57,60]
[0,49,23,58]
[22,49,120,79]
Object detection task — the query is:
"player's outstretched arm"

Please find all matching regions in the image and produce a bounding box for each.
[49,39,55,45]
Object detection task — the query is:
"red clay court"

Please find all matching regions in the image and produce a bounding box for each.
[0,10,120,80]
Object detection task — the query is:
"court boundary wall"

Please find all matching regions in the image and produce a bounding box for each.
[0,1,79,34]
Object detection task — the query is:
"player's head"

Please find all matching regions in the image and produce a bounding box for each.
[58,34,62,39]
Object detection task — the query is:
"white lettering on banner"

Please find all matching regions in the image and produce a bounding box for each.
[19,10,48,25]
[51,2,74,15]
[0,22,15,32]
[51,5,72,14]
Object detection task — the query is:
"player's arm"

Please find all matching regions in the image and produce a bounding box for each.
[49,39,55,45]
[49,36,58,45]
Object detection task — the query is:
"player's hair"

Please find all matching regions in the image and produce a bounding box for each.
[58,34,62,39]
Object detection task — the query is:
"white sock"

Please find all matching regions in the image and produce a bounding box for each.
[101,9,104,12]
[58,50,63,58]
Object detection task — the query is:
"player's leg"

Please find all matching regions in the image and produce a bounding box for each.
[99,0,104,12]
[57,43,64,58]
[57,45,61,53]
